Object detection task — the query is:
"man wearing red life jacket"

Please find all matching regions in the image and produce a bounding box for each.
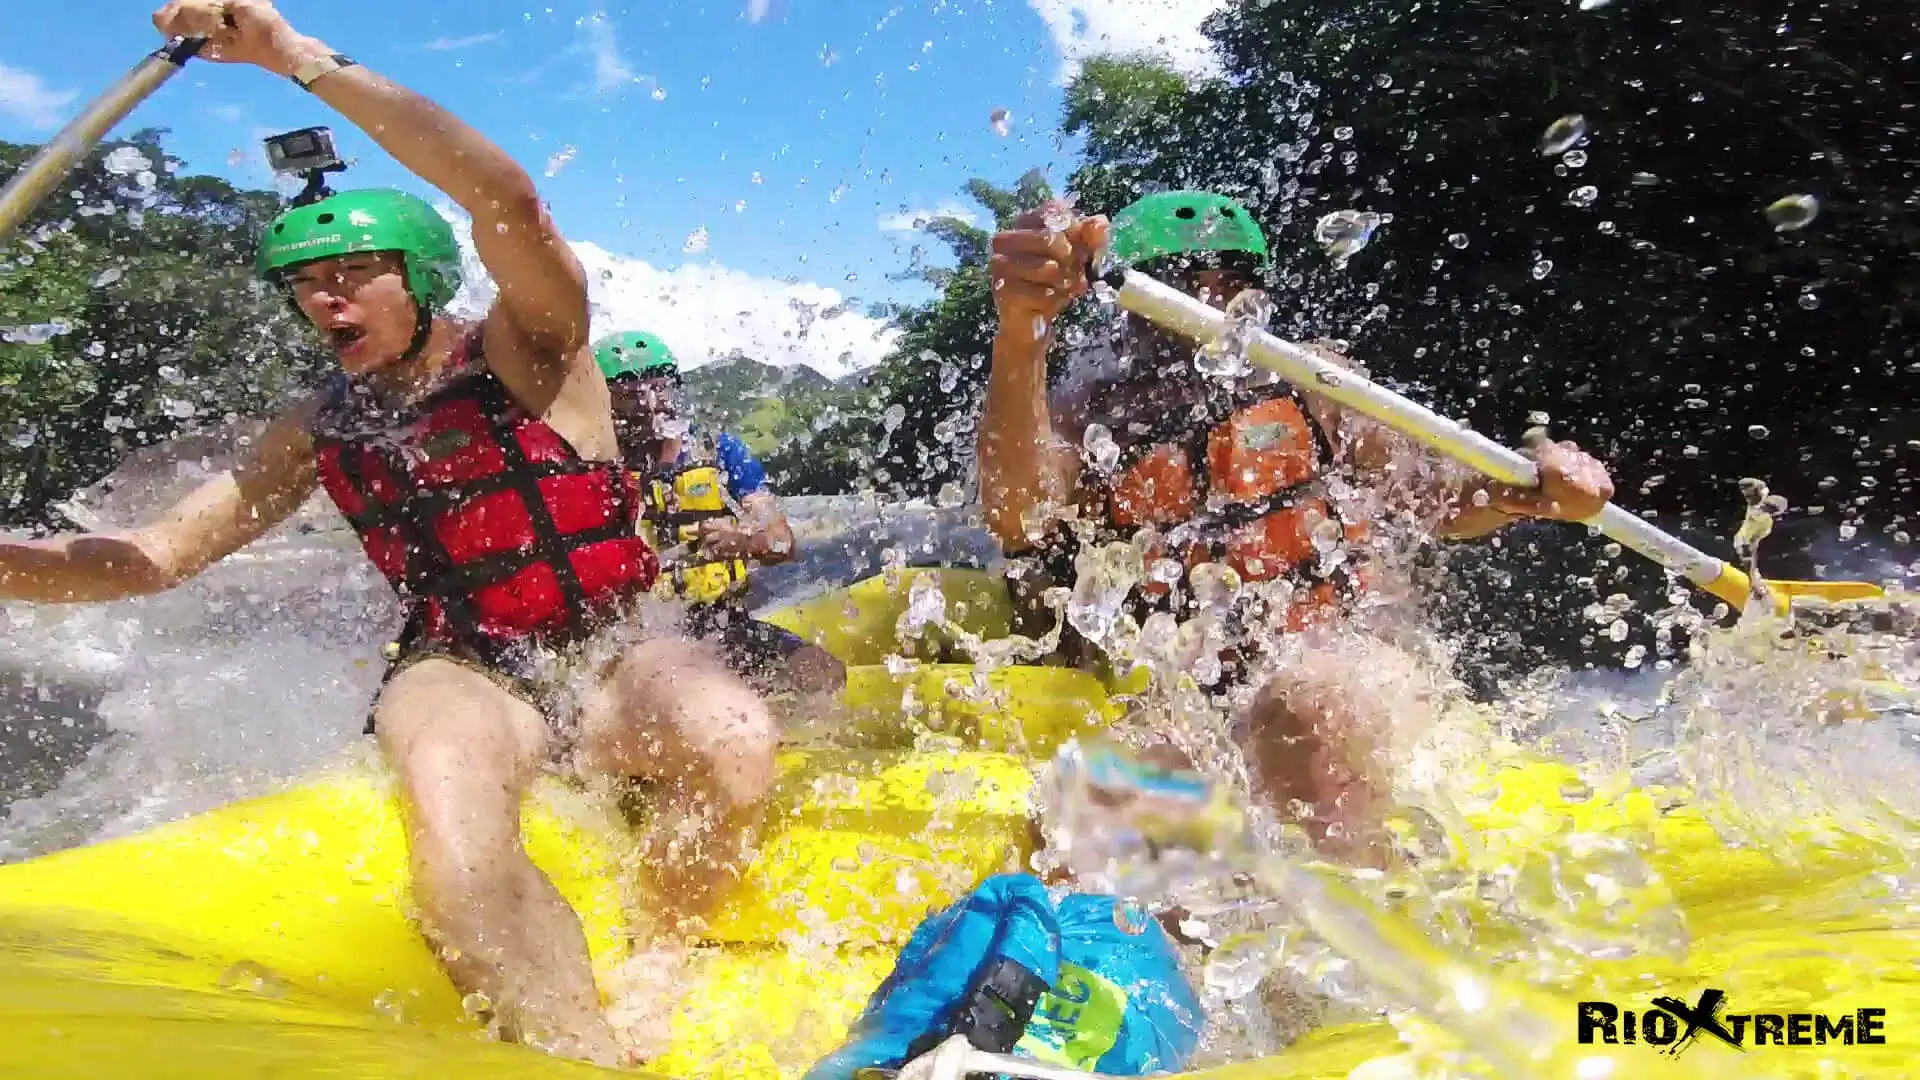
[976,193,1615,865]
[0,1,775,1065]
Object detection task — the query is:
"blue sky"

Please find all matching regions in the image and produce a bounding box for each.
[1,1,1221,371]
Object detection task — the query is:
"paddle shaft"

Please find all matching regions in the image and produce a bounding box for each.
[0,37,205,246]
[1112,270,1759,611]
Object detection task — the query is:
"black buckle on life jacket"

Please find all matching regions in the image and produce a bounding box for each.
[903,957,1048,1068]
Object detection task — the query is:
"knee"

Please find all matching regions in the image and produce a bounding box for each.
[791,646,847,694]
[687,671,779,809]
[613,640,780,808]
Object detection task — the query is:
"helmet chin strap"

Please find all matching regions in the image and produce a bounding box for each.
[400,299,435,366]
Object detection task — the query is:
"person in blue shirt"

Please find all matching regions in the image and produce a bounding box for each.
[594,331,846,696]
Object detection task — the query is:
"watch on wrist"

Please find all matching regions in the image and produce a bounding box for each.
[290,53,357,91]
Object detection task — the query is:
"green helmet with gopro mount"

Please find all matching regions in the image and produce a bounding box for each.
[256,188,462,312]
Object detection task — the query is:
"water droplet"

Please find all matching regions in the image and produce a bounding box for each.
[683,226,710,254]
[1598,220,1617,235]
[882,403,906,432]
[989,108,1012,137]
[651,86,667,102]
[1578,0,1613,9]
[1569,185,1599,207]
[1114,897,1152,935]
[1531,259,1554,279]
[829,183,849,204]
[91,266,124,288]
[902,574,948,633]
[1747,424,1771,439]
[1314,209,1381,262]
[1333,126,1354,141]
[1765,193,1820,232]
[1539,114,1587,156]
[1374,73,1393,88]
[1798,290,1820,310]
[1527,410,1553,426]
[1562,149,1588,169]
[461,991,493,1019]
[1310,515,1344,555]
[1082,423,1121,474]
[9,427,36,449]
[1447,232,1469,249]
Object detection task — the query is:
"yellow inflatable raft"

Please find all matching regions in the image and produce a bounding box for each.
[0,568,1914,1079]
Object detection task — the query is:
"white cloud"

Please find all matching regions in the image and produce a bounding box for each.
[879,202,981,233]
[581,12,639,95]
[0,63,77,130]
[435,206,898,380]
[212,104,243,122]
[424,32,503,51]
[1024,0,1226,81]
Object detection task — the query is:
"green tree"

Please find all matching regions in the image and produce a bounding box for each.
[0,129,326,528]
[767,169,1068,500]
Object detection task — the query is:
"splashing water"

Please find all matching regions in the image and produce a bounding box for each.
[1194,288,1275,380]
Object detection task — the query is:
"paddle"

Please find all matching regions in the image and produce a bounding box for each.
[1108,269,1889,616]
[0,37,206,245]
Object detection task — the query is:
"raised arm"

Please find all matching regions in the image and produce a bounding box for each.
[0,406,320,604]
[976,208,1108,552]
[155,1,590,383]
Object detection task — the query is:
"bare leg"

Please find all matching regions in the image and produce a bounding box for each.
[575,636,779,935]
[1240,633,1443,867]
[374,659,624,1065]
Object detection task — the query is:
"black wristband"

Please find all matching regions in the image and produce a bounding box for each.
[290,53,357,91]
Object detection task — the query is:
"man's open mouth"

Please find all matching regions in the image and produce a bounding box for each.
[326,325,367,350]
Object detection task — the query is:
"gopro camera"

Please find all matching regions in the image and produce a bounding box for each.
[263,126,348,207]
[263,126,342,177]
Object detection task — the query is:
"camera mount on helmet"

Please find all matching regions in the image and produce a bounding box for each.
[262,126,347,208]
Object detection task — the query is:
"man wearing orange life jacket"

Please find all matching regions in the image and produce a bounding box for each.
[976,192,1615,865]
[0,1,775,1066]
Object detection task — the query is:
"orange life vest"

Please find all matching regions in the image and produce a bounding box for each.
[1089,384,1369,632]
[310,331,658,656]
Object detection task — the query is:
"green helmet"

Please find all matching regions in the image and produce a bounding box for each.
[593,331,679,381]
[256,188,462,311]
[1107,190,1270,269]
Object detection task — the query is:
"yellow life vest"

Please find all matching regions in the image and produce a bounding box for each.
[635,463,752,605]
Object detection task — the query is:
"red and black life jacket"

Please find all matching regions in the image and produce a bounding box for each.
[310,330,658,656]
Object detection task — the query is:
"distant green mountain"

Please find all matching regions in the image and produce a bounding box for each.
[680,354,862,458]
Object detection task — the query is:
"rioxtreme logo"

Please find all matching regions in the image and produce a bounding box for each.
[1578,988,1888,1057]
